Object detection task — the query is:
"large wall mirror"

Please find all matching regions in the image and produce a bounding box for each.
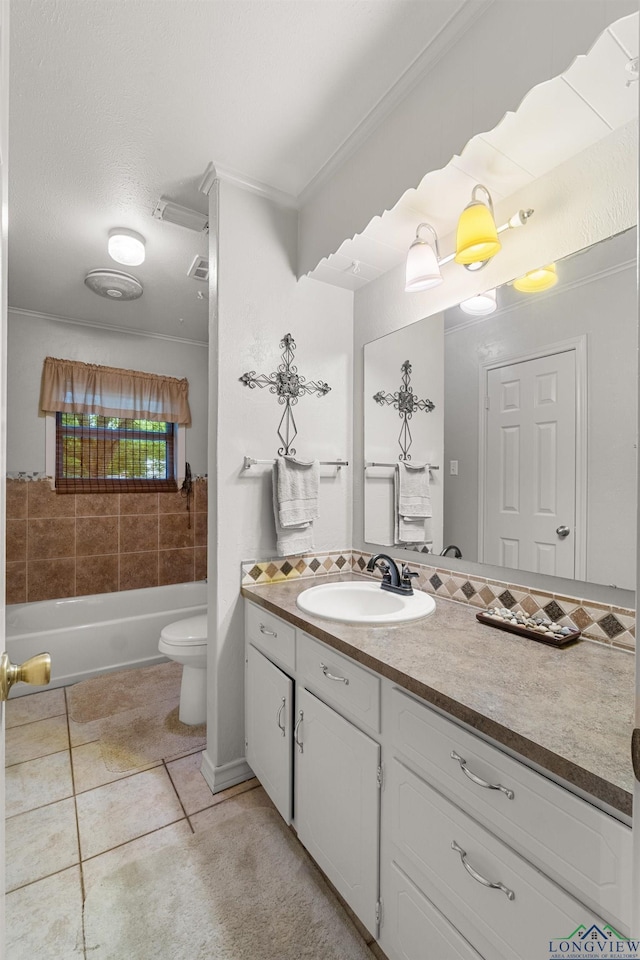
[364,225,637,593]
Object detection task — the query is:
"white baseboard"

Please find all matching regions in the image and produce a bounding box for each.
[200,751,255,795]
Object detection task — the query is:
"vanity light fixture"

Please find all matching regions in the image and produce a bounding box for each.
[107,229,145,266]
[455,184,501,266]
[459,288,497,316]
[513,263,558,292]
[405,222,443,292]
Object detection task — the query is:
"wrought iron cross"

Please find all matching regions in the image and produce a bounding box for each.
[239,333,331,456]
[373,360,435,461]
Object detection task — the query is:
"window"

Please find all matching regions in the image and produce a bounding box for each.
[41,357,191,494]
[55,414,178,493]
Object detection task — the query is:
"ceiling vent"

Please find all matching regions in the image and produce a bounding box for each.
[152,198,209,234]
[84,269,143,301]
[187,255,209,282]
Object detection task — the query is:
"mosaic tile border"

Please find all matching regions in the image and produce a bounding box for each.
[241,549,635,653]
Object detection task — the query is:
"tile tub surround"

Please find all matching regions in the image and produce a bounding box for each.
[6,477,208,603]
[242,573,635,818]
[242,550,636,653]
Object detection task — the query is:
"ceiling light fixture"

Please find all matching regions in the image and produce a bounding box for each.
[455,184,502,266]
[108,229,145,266]
[405,222,443,292]
[459,288,497,316]
[152,198,209,234]
[513,263,558,292]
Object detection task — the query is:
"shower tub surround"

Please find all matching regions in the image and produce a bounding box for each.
[6,580,207,691]
[241,550,635,652]
[5,477,208,603]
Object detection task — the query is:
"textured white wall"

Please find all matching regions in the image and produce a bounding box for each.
[353,123,637,604]
[6,312,209,475]
[298,0,638,276]
[205,181,353,779]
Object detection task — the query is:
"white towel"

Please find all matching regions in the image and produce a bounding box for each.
[394,464,430,543]
[398,461,432,518]
[272,466,314,557]
[276,456,319,527]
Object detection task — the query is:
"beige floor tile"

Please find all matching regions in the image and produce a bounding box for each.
[82,820,193,895]
[6,750,73,818]
[165,751,216,814]
[67,713,104,747]
[6,688,67,729]
[6,866,84,960]
[6,797,79,892]
[76,766,185,860]
[190,784,274,833]
[72,740,161,794]
[6,715,69,766]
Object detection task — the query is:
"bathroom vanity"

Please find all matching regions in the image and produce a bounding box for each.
[242,574,633,960]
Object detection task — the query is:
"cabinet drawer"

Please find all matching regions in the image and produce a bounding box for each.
[381,861,483,960]
[245,602,295,671]
[298,631,380,733]
[389,758,602,960]
[389,687,631,931]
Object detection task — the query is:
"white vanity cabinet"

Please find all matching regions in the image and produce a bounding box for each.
[244,598,632,960]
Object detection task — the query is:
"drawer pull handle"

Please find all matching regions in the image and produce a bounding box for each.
[259,623,277,638]
[276,697,286,737]
[451,841,515,901]
[450,751,515,800]
[294,710,304,753]
[321,663,349,685]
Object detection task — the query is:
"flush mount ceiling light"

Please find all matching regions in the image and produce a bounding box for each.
[459,288,497,316]
[455,184,502,266]
[84,269,143,301]
[108,229,145,266]
[513,263,558,293]
[405,222,443,292]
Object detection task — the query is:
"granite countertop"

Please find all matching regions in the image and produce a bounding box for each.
[241,573,635,818]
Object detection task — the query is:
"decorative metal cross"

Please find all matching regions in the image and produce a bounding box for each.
[373,360,435,461]
[239,333,331,456]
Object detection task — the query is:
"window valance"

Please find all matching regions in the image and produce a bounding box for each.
[40,357,191,426]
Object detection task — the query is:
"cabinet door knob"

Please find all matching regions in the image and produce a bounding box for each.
[259,623,277,638]
[451,841,515,901]
[294,710,304,753]
[450,751,514,800]
[276,697,286,737]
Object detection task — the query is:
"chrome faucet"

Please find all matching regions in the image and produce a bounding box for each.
[366,554,419,596]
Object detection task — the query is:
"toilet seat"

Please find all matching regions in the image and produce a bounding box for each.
[159,614,207,646]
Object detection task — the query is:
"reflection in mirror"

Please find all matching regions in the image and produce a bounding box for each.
[364,227,637,591]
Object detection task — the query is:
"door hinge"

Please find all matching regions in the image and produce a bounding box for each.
[244,739,248,749]
[377,764,383,788]
[375,898,383,928]
[484,396,490,410]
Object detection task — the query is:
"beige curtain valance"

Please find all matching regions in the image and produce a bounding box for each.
[40,357,192,426]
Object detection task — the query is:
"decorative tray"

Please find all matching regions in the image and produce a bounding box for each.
[475,610,581,648]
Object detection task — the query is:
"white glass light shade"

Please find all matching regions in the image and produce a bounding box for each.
[459,288,497,316]
[405,239,443,292]
[108,228,145,266]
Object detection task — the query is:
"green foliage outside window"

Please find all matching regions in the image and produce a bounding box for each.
[59,414,172,480]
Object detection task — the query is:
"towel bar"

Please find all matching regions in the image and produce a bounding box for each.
[244,457,348,470]
[365,461,439,470]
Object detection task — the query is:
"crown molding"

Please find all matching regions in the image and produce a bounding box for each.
[444,256,636,336]
[8,307,208,346]
[297,0,495,208]
[213,163,299,209]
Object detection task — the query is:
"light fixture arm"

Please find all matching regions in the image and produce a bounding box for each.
[470,183,494,215]
[414,222,441,260]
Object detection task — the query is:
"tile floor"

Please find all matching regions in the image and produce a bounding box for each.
[4,680,384,960]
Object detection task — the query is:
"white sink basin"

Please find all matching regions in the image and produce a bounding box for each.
[296,581,436,625]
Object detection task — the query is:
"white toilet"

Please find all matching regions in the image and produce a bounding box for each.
[158,614,207,725]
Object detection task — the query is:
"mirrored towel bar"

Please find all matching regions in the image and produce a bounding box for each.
[365,461,439,470]
[244,456,348,470]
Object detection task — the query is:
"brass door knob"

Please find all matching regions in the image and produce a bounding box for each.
[0,651,51,702]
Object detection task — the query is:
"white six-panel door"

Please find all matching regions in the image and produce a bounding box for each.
[483,350,576,578]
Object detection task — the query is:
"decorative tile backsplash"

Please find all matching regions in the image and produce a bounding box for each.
[6,477,208,604]
[242,549,635,653]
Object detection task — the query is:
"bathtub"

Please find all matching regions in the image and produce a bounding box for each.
[6,581,208,694]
